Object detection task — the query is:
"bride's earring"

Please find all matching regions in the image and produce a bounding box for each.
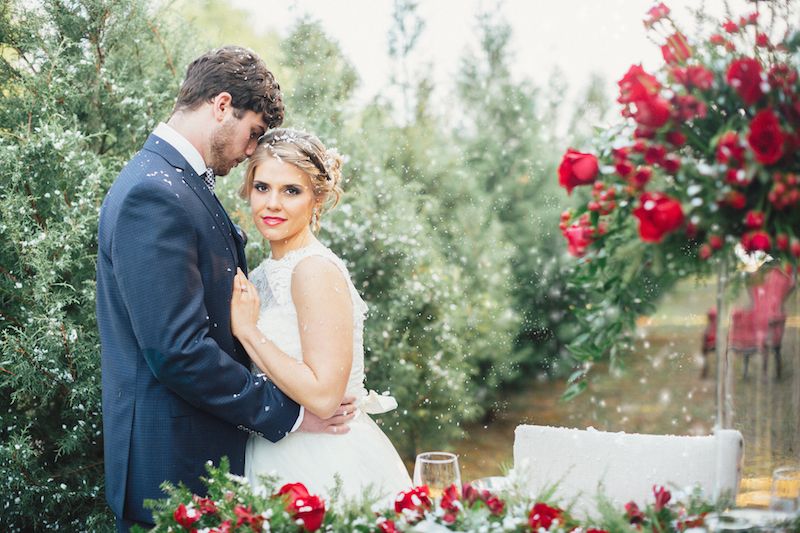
[311,207,319,230]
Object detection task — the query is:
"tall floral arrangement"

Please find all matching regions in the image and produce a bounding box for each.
[557,2,800,395]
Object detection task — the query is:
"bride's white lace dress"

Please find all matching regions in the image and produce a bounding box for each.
[244,241,412,499]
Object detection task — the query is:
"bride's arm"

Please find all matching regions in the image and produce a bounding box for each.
[231,259,354,419]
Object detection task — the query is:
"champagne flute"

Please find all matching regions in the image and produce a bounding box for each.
[770,465,800,513]
[413,451,461,499]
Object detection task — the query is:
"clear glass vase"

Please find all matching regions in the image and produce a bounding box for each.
[713,253,799,508]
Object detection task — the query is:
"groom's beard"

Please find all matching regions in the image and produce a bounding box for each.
[208,119,239,176]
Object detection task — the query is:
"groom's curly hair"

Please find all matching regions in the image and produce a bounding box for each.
[173,45,284,129]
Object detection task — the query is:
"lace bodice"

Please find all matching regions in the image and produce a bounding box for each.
[249,242,393,412]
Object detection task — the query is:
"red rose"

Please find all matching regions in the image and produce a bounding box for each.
[699,244,713,260]
[644,144,666,165]
[616,160,634,177]
[723,19,739,33]
[558,149,599,194]
[661,32,691,65]
[756,32,770,48]
[173,503,201,530]
[278,483,325,532]
[716,131,745,166]
[747,109,785,165]
[291,494,325,532]
[673,65,714,90]
[644,2,670,27]
[710,33,726,45]
[234,505,264,532]
[776,233,789,250]
[440,484,460,513]
[673,94,707,120]
[709,235,724,250]
[528,502,563,530]
[193,495,218,515]
[744,210,765,229]
[485,495,505,516]
[742,231,772,252]
[395,486,432,515]
[727,57,764,105]
[210,520,232,533]
[653,485,671,511]
[662,155,681,174]
[633,192,685,243]
[563,222,594,257]
[377,518,398,533]
[631,166,653,188]
[587,530,610,533]
[633,96,671,128]
[618,65,660,104]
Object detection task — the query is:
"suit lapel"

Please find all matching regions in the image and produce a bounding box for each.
[142,135,239,266]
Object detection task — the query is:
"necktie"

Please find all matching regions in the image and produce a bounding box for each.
[202,167,215,194]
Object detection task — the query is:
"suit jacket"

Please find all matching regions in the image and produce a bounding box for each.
[96,134,300,523]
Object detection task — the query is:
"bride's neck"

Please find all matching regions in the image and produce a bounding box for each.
[269,229,317,260]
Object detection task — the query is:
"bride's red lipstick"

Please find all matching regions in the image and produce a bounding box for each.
[262,216,286,226]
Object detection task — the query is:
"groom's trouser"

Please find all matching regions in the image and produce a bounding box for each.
[116,515,153,532]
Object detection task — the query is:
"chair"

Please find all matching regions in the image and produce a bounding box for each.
[701,268,795,379]
[512,425,743,516]
[728,268,795,379]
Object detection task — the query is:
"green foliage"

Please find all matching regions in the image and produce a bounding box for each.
[0,0,190,529]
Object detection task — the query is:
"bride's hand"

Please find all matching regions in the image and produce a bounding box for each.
[230,268,260,339]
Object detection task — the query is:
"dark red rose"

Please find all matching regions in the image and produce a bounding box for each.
[673,94,707,120]
[625,501,645,524]
[747,109,785,165]
[744,210,765,229]
[291,494,325,532]
[528,502,563,530]
[662,155,681,174]
[587,530,610,533]
[662,32,691,65]
[616,160,634,177]
[618,65,660,104]
[727,57,764,105]
[645,144,666,165]
[633,192,685,242]
[723,190,747,210]
[558,149,599,194]
[173,503,201,530]
[666,130,686,146]
[377,518,398,533]
[709,235,723,250]
[673,65,714,90]
[756,32,770,48]
[777,233,789,250]
[653,485,671,511]
[716,131,745,166]
[395,486,432,515]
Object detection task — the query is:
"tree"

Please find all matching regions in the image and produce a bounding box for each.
[0,0,191,528]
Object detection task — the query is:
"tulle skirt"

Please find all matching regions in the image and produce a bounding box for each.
[245,411,412,501]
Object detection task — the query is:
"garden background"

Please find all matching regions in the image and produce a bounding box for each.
[0,0,787,530]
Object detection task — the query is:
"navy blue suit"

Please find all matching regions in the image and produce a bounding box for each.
[96,134,300,524]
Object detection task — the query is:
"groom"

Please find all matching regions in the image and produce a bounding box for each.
[96,46,354,531]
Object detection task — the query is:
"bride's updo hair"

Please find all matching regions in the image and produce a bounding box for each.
[240,128,344,231]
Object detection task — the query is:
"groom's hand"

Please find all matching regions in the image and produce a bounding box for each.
[298,396,357,435]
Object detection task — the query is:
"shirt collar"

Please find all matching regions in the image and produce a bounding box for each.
[153,122,207,176]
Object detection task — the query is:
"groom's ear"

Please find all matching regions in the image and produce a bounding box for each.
[211,92,233,121]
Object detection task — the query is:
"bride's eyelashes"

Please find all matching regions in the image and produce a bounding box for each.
[252,180,305,196]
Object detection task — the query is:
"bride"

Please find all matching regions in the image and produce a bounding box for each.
[230,128,412,500]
